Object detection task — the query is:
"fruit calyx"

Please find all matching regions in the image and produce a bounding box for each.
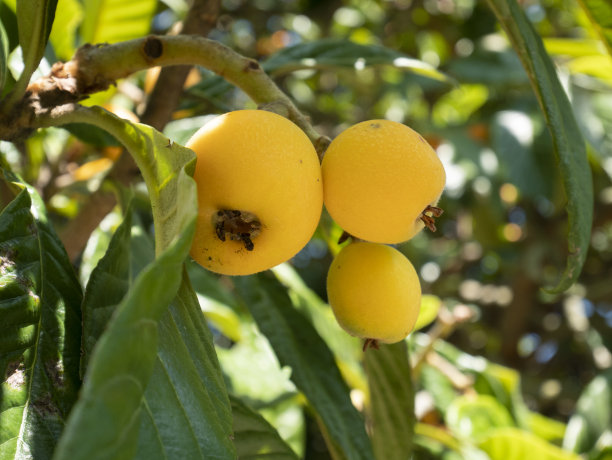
[213,209,262,251]
[420,205,444,232]
[362,338,380,351]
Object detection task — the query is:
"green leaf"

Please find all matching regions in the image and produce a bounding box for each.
[11,0,57,101]
[364,341,415,460]
[79,204,133,376]
[137,276,235,459]
[445,395,514,441]
[563,371,612,453]
[526,411,567,442]
[231,395,300,460]
[71,106,196,253]
[80,0,156,44]
[271,264,365,392]
[486,0,594,293]
[234,273,375,460]
[577,0,612,57]
[413,295,441,332]
[445,50,529,86]
[77,203,235,459]
[567,55,612,85]
[53,112,234,459]
[479,427,581,460]
[0,175,82,459]
[51,188,196,459]
[543,38,605,58]
[262,38,452,83]
[0,18,8,92]
[48,0,82,60]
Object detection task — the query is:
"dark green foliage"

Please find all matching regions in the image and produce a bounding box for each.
[0,177,82,459]
[234,273,375,460]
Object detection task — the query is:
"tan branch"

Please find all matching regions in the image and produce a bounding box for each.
[1,35,325,149]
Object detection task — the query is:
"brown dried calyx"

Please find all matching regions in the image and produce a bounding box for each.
[420,205,444,232]
[362,338,380,351]
[213,209,262,251]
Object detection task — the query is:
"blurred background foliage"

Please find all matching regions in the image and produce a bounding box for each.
[1,0,612,458]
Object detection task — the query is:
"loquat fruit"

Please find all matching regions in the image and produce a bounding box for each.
[322,120,446,243]
[326,241,422,348]
[188,110,323,275]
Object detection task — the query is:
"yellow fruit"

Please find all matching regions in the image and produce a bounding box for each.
[187,110,323,275]
[322,120,446,243]
[326,242,421,345]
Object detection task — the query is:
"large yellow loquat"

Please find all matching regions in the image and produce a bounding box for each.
[187,110,323,275]
[322,120,446,243]
[326,242,421,346]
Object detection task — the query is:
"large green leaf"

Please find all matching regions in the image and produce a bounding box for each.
[187,38,454,107]
[80,0,156,44]
[0,176,82,459]
[48,0,83,60]
[563,371,612,454]
[9,0,57,104]
[231,395,299,460]
[271,264,365,391]
[52,209,195,459]
[67,106,196,254]
[137,276,235,459]
[486,0,594,293]
[79,205,133,376]
[577,0,612,57]
[263,38,452,83]
[52,110,234,459]
[77,202,235,459]
[234,273,375,460]
[364,341,415,460]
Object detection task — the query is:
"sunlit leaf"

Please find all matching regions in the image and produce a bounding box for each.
[80,0,155,44]
[12,0,57,99]
[432,84,489,127]
[48,0,82,60]
[563,371,612,454]
[486,0,594,293]
[576,0,612,57]
[234,273,375,460]
[0,18,8,92]
[217,324,305,456]
[365,341,414,460]
[0,173,82,459]
[413,295,442,331]
[544,38,605,58]
[74,106,196,253]
[480,427,582,460]
[527,411,566,442]
[568,55,612,85]
[446,395,514,441]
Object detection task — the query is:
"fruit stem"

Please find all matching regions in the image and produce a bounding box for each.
[420,205,444,232]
